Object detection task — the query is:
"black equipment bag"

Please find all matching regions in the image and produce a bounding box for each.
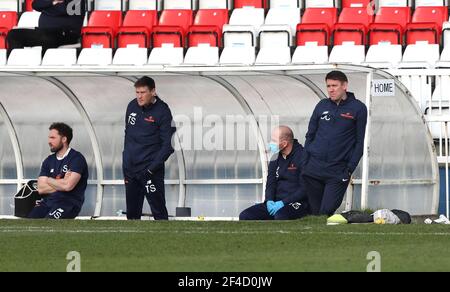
[14,180,40,218]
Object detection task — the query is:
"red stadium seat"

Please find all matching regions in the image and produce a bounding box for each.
[405,22,440,44]
[333,23,367,45]
[412,6,448,31]
[406,6,448,45]
[234,0,266,8]
[296,23,330,46]
[151,9,194,47]
[368,23,403,45]
[189,9,228,47]
[151,26,184,47]
[25,0,33,11]
[187,25,222,47]
[0,28,8,49]
[338,7,373,29]
[0,11,18,49]
[374,7,411,31]
[117,10,158,48]
[158,10,193,32]
[301,8,338,31]
[0,11,17,30]
[81,11,122,48]
[194,9,228,28]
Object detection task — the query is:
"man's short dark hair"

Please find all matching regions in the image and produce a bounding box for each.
[134,76,155,91]
[325,71,348,83]
[49,123,73,145]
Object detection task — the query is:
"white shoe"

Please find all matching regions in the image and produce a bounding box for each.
[433,214,450,224]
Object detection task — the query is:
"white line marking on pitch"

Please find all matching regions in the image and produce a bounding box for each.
[1,227,450,236]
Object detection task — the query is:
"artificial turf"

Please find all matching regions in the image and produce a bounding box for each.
[1,216,450,272]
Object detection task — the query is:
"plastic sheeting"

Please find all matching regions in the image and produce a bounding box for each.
[0,66,439,216]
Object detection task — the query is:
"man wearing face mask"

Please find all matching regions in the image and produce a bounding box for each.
[239,126,310,220]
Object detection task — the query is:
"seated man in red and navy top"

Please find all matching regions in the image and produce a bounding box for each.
[239,126,310,220]
[29,122,88,219]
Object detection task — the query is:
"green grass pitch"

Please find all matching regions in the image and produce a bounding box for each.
[1,216,450,272]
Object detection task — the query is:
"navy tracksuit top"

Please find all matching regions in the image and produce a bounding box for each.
[33,0,86,34]
[304,92,368,173]
[123,97,176,178]
[265,140,307,205]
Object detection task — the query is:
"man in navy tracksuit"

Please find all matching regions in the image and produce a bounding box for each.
[29,122,88,219]
[123,76,176,220]
[302,71,367,216]
[240,126,310,220]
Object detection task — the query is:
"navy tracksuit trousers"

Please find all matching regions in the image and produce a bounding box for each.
[239,201,309,220]
[302,156,350,216]
[125,170,168,220]
[28,199,81,219]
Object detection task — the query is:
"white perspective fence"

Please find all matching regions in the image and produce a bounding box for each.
[389,69,450,218]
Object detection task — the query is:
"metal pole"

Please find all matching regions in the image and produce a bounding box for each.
[445,122,449,218]
[42,77,105,217]
[0,102,24,191]
[361,72,372,210]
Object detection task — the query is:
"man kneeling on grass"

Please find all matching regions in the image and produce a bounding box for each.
[29,122,88,219]
[239,126,310,220]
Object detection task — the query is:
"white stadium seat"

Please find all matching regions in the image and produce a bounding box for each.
[7,47,42,66]
[77,48,113,65]
[259,25,291,47]
[399,42,440,68]
[414,0,444,7]
[223,24,257,47]
[0,49,6,66]
[0,0,19,12]
[164,0,194,9]
[220,46,256,65]
[256,25,291,65]
[364,43,402,68]
[229,7,265,32]
[94,0,122,10]
[112,47,148,66]
[264,8,301,37]
[436,45,450,67]
[256,47,291,65]
[129,0,158,10]
[379,0,409,7]
[184,44,219,65]
[148,43,184,65]
[270,0,302,9]
[42,48,77,66]
[442,22,450,49]
[291,43,328,64]
[329,42,365,64]
[199,0,228,9]
[17,11,41,28]
[305,0,335,8]
[220,24,256,65]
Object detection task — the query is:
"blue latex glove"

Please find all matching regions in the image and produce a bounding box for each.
[269,201,284,216]
[266,200,275,214]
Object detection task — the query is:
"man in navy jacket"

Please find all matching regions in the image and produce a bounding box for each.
[240,126,310,220]
[123,76,176,220]
[7,0,85,55]
[302,71,368,216]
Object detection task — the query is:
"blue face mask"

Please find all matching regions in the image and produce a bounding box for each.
[268,142,280,155]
